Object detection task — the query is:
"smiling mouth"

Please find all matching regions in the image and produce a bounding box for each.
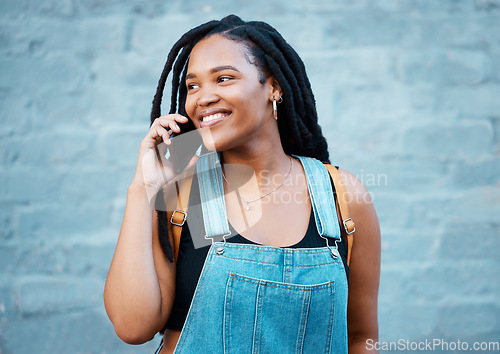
[200,113,230,128]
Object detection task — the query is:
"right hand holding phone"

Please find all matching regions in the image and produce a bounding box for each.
[131,114,190,197]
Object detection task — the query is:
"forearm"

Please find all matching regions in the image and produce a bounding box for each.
[104,183,164,342]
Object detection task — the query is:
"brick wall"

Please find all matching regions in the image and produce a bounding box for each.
[1,0,499,353]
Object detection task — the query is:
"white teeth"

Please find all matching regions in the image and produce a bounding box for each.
[202,113,228,122]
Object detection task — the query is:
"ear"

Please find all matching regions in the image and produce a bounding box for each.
[272,79,282,99]
[267,77,282,102]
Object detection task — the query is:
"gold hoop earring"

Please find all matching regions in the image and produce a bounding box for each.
[273,97,278,121]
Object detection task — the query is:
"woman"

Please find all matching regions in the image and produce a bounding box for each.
[104,15,380,354]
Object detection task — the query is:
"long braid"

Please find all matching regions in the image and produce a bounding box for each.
[151,15,330,262]
[150,21,219,124]
[170,46,193,114]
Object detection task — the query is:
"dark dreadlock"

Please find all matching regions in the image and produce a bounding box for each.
[151,15,330,262]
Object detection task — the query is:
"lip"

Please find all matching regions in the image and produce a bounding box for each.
[199,108,231,128]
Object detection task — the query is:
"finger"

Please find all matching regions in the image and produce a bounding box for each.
[159,126,172,145]
[151,117,169,130]
[157,114,189,123]
[175,115,189,124]
[168,120,181,133]
[153,114,189,129]
[150,125,172,145]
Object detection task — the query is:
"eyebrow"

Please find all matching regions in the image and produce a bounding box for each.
[185,65,240,80]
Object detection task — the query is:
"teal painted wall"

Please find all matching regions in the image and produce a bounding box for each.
[1,0,499,352]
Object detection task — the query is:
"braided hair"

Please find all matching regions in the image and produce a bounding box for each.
[152,15,330,262]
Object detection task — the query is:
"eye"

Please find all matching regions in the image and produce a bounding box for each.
[217,76,232,83]
[186,82,199,91]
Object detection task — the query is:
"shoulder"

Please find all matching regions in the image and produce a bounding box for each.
[336,168,379,242]
[337,168,371,206]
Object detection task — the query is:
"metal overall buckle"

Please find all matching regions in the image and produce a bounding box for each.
[205,232,231,255]
[319,234,340,259]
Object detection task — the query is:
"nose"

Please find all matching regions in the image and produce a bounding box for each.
[196,88,220,107]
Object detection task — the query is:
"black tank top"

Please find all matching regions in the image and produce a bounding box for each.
[164,170,349,331]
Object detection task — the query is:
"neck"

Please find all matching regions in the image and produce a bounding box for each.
[221,142,291,181]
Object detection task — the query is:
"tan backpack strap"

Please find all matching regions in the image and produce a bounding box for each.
[168,170,194,263]
[324,164,356,267]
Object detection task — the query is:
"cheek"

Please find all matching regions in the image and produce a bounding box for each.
[234,87,267,113]
[243,93,270,119]
[184,97,197,122]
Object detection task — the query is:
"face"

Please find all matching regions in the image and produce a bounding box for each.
[184,35,278,152]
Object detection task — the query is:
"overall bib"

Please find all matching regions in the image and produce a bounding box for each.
[172,153,348,353]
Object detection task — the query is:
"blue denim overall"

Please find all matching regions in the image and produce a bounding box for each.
[172,153,348,353]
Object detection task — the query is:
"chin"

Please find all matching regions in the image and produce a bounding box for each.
[199,128,235,153]
[200,133,227,153]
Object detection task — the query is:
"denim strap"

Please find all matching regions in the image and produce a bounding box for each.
[294,155,342,240]
[196,152,230,238]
